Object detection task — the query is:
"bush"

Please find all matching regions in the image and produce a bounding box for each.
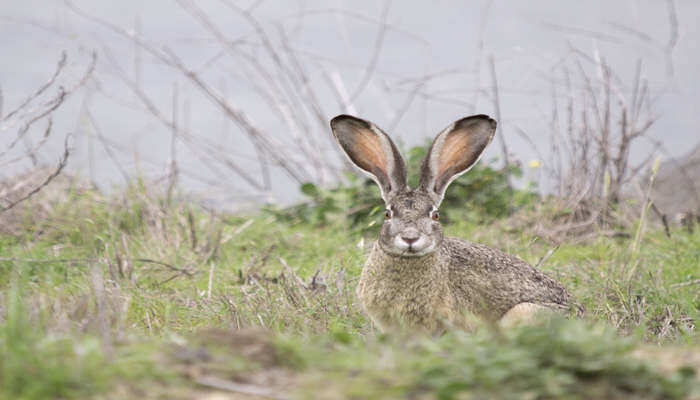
[272,141,538,228]
[405,141,538,222]
[290,318,697,399]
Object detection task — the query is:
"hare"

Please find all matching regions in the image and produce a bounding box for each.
[330,114,571,333]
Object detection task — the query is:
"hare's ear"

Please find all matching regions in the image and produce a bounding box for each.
[418,115,496,204]
[330,115,407,201]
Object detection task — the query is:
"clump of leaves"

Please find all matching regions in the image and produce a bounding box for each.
[405,141,538,222]
[265,173,383,230]
[274,141,538,228]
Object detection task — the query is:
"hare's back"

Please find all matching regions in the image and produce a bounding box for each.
[442,237,570,318]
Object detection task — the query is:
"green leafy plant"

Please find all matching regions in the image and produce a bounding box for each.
[276,141,538,228]
[265,173,383,231]
[290,318,697,399]
[406,141,538,222]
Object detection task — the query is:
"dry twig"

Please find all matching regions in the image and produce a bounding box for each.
[1,134,72,213]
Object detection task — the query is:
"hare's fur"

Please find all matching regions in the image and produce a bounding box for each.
[357,238,570,333]
[331,114,571,333]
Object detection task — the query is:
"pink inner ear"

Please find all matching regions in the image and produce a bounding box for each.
[353,129,387,174]
[437,130,472,180]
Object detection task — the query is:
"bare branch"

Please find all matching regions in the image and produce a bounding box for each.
[488,55,511,189]
[278,7,429,47]
[1,133,72,213]
[470,0,493,113]
[0,117,52,168]
[85,108,131,184]
[68,0,312,187]
[664,0,679,80]
[2,51,67,122]
[387,79,425,133]
[1,87,66,158]
[605,22,653,44]
[540,22,623,44]
[167,82,179,202]
[511,124,545,163]
[347,0,391,104]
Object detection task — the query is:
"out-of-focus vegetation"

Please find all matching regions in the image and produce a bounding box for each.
[0,176,697,399]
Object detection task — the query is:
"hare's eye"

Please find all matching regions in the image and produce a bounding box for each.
[431,210,440,221]
[384,209,392,220]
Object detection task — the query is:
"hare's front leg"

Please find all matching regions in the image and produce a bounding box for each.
[498,302,552,328]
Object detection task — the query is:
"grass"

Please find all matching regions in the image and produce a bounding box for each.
[0,182,698,399]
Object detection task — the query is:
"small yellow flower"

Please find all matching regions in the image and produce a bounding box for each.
[528,160,542,168]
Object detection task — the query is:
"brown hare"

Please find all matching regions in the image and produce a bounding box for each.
[330,114,571,333]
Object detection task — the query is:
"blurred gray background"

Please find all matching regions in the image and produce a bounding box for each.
[1,0,698,207]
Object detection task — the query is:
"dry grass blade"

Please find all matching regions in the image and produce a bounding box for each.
[669,279,700,288]
[194,376,289,400]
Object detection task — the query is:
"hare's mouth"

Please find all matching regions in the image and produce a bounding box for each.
[392,235,434,257]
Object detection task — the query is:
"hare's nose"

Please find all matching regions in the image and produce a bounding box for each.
[401,235,419,245]
[401,228,420,245]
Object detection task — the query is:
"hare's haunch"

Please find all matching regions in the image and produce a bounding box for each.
[330,114,571,333]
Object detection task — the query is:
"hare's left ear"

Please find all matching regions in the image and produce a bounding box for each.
[418,115,496,205]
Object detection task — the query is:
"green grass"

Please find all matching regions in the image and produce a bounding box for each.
[0,277,171,400]
[0,183,698,399]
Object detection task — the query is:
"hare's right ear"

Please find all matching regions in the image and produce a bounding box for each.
[330,115,407,201]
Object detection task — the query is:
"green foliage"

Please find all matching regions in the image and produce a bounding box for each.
[405,141,538,221]
[291,319,696,399]
[266,173,384,231]
[275,141,538,228]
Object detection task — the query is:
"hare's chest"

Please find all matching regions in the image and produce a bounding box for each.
[356,255,454,332]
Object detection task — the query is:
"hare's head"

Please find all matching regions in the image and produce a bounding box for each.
[330,114,496,257]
